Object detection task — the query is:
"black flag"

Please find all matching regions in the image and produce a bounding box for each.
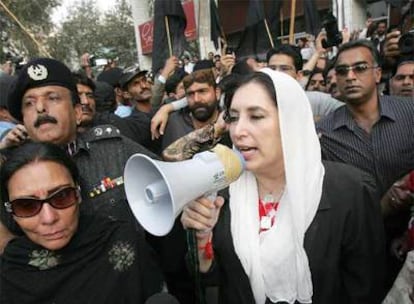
[236,0,272,59]
[152,0,187,73]
[210,0,223,50]
[303,0,321,36]
[384,0,409,8]
[266,0,284,43]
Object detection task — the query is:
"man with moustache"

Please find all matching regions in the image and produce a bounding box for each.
[151,68,222,304]
[316,40,414,196]
[323,60,343,100]
[72,72,154,150]
[161,68,220,150]
[120,68,154,115]
[0,58,161,257]
[389,57,414,98]
[72,72,97,133]
[316,40,414,292]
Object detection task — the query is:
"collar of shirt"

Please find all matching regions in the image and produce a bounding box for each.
[333,96,396,131]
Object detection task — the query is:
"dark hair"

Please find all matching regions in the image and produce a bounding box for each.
[391,56,414,77]
[183,68,216,90]
[0,142,79,203]
[224,72,277,120]
[72,72,96,92]
[94,81,117,113]
[335,40,380,66]
[376,20,387,27]
[193,60,214,72]
[322,58,336,82]
[305,68,325,90]
[266,44,303,71]
[217,74,243,92]
[165,70,188,95]
[232,58,255,75]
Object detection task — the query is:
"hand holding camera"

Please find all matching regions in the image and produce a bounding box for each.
[321,12,343,49]
[220,46,236,76]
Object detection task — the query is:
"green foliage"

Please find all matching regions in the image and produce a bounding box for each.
[48,0,137,68]
[0,0,60,60]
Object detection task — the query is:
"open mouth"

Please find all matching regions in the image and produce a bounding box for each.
[236,146,257,159]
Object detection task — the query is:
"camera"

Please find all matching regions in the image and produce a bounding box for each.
[225,47,234,55]
[89,55,108,67]
[5,53,23,65]
[399,29,414,56]
[321,12,343,49]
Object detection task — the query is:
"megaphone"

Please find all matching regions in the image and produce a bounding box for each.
[124,144,245,236]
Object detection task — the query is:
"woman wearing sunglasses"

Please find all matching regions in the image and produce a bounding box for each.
[180,70,385,303]
[0,142,162,303]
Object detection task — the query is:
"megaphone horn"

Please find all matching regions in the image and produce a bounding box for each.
[124,144,245,236]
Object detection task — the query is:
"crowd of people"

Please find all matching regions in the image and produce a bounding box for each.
[0,16,413,304]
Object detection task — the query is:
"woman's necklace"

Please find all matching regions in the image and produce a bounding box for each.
[259,185,285,231]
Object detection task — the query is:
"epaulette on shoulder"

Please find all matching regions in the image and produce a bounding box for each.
[83,124,122,142]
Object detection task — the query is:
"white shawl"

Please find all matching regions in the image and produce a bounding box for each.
[229,69,325,304]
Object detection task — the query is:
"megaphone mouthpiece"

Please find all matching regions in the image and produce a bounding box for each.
[211,144,245,185]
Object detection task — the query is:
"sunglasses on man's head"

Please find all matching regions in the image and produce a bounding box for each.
[4,186,81,218]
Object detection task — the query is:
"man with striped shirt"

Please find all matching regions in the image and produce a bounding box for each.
[316,40,414,294]
[316,40,414,197]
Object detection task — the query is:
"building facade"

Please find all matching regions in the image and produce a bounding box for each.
[130,0,391,70]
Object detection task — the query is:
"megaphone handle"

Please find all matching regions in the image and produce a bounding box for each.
[187,228,207,304]
[194,192,218,236]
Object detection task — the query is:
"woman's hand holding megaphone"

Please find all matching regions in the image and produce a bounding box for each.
[181,196,224,235]
[181,195,224,272]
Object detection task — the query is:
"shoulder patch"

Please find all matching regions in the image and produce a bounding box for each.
[83,124,121,142]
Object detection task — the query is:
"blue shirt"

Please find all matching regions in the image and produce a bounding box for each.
[114,105,132,118]
[0,121,15,140]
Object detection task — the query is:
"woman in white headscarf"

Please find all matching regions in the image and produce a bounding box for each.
[180,69,385,304]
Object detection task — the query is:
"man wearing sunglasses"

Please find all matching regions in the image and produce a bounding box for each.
[316,40,414,293]
[316,40,414,197]
[0,58,159,254]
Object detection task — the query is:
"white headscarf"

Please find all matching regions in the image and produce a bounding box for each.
[229,69,325,304]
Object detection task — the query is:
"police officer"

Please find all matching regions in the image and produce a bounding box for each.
[1,58,158,248]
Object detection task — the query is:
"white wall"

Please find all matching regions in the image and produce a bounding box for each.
[129,0,152,70]
[333,0,367,31]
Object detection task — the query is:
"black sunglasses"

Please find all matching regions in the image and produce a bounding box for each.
[335,63,378,76]
[4,186,81,218]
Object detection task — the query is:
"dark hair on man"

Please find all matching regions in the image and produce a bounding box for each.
[391,56,414,77]
[266,44,303,71]
[72,72,96,91]
[0,142,79,205]
[94,81,117,113]
[224,72,276,121]
[335,40,381,66]
[322,58,336,82]
[376,20,387,27]
[193,59,214,72]
[232,58,255,75]
[165,70,188,95]
[305,68,325,90]
[183,68,216,90]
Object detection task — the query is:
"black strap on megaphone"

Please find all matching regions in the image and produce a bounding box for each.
[187,228,206,304]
